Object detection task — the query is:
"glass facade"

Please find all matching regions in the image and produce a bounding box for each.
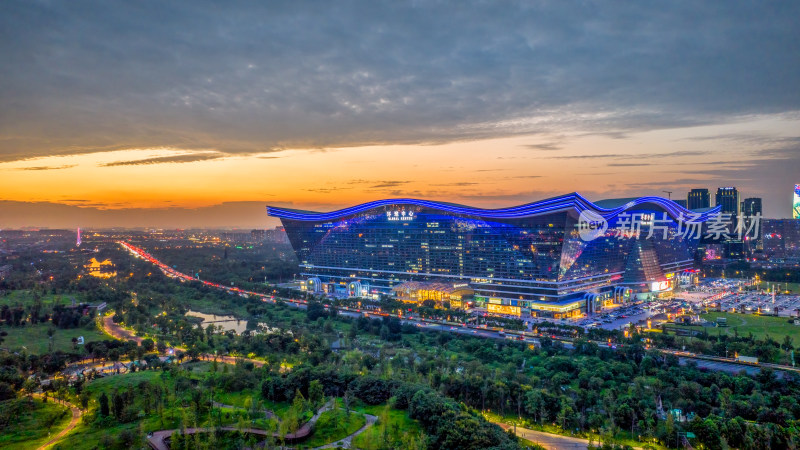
[269,194,716,313]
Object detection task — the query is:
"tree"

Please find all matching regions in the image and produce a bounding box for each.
[79,390,90,409]
[141,338,155,352]
[308,380,324,408]
[93,343,108,362]
[112,391,124,419]
[99,392,110,417]
[0,382,15,401]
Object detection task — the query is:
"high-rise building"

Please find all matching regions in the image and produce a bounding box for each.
[793,184,800,219]
[675,199,688,208]
[740,198,764,249]
[716,187,739,215]
[742,198,762,217]
[688,189,710,210]
[762,218,800,261]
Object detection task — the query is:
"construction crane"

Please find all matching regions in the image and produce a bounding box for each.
[662,190,672,200]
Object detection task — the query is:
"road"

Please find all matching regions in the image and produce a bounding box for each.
[32,394,83,450]
[495,423,588,450]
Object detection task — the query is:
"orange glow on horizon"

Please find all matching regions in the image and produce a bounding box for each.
[1,114,798,213]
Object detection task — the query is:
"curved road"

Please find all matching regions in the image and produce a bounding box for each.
[32,394,83,450]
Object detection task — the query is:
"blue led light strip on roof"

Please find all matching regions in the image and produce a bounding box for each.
[267,193,721,223]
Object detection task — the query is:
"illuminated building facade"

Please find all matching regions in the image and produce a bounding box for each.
[688,189,710,210]
[794,184,800,219]
[392,281,474,309]
[268,193,720,316]
[716,187,739,215]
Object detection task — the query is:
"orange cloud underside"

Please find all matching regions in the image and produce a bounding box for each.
[0,115,797,211]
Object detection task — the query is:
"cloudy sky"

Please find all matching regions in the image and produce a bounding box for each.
[1,0,799,228]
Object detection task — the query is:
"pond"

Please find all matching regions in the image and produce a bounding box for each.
[185,310,248,334]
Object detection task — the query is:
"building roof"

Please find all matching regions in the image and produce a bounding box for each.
[267,192,721,223]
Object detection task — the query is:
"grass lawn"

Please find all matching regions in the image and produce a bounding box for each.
[84,369,166,395]
[84,362,214,397]
[0,290,85,309]
[0,398,72,450]
[55,409,186,450]
[0,322,107,354]
[303,409,366,448]
[214,388,293,420]
[756,281,800,294]
[351,403,424,450]
[670,312,800,342]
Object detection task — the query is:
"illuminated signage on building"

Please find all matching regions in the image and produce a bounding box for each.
[487,304,521,316]
[528,301,584,313]
[650,280,672,292]
[386,210,414,221]
[794,184,800,219]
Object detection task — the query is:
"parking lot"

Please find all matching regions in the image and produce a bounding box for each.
[483,278,800,333]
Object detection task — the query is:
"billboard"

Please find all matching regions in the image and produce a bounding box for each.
[794,184,800,219]
[650,280,673,292]
[487,304,521,316]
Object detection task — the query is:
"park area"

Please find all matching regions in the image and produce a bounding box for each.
[0,322,107,354]
[670,311,800,342]
[0,397,72,449]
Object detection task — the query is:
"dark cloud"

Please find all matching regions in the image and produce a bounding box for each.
[369,181,411,189]
[305,187,352,194]
[624,178,723,188]
[552,153,627,160]
[522,143,562,151]
[15,164,76,170]
[431,182,479,186]
[551,150,709,160]
[1,1,799,162]
[101,152,224,167]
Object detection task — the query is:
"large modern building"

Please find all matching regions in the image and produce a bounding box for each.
[268,193,720,317]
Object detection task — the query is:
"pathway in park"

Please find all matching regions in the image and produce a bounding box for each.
[146,400,334,450]
[32,394,83,450]
[311,412,378,449]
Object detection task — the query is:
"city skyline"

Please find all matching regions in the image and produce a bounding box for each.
[1,1,799,227]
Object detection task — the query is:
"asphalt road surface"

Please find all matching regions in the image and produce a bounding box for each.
[496,423,588,450]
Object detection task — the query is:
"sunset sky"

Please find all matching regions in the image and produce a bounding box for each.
[1,1,799,228]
